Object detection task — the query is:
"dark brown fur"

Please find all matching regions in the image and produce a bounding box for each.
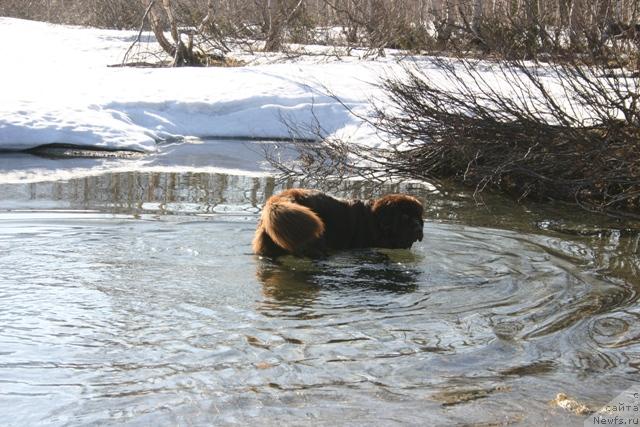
[252,189,424,257]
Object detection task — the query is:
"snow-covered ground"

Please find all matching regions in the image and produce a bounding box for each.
[0,18,392,155]
[1,17,607,185]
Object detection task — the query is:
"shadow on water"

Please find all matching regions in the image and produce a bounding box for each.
[1,165,640,425]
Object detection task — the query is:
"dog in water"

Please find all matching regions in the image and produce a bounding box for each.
[252,189,424,257]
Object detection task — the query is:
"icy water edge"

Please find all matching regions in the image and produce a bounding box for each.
[0,151,639,426]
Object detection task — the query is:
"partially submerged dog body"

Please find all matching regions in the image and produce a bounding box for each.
[252,189,424,257]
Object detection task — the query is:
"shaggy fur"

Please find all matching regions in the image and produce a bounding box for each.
[252,189,424,257]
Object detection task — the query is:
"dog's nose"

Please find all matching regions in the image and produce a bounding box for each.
[414,220,423,241]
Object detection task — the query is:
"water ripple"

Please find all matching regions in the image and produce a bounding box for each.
[0,212,638,425]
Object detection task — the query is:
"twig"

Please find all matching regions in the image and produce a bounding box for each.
[123,0,156,65]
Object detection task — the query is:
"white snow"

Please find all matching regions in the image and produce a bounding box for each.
[0,17,610,184]
[0,18,386,154]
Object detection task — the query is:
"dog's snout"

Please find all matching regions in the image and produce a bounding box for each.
[414,219,424,241]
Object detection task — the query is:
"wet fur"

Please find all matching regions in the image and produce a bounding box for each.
[253,189,424,257]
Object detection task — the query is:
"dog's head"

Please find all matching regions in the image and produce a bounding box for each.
[372,194,424,249]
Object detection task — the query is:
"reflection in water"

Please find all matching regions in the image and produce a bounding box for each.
[0,169,639,426]
[256,251,420,312]
[6,169,638,283]
[6,169,639,282]
[8,171,425,216]
[257,258,321,308]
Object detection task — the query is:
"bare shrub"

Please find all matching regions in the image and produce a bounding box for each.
[0,0,144,29]
[4,0,639,60]
[270,55,640,216]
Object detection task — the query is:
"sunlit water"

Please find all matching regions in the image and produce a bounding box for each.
[1,155,639,426]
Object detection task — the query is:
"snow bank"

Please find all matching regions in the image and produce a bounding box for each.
[0,139,294,184]
[0,18,385,153]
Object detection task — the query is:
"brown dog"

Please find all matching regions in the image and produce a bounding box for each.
[252,189,424,257]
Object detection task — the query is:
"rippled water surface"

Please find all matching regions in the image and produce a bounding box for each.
[1,158,639,426]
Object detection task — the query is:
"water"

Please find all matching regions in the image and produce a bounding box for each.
[1,156,639,426]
